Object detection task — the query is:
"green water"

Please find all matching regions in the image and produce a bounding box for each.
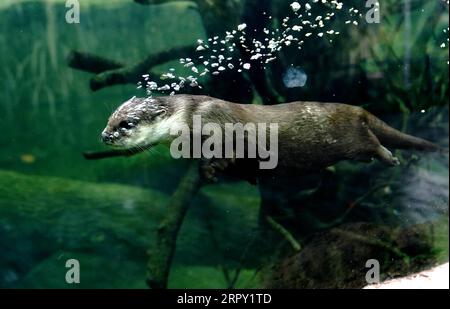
[0,0,448,289]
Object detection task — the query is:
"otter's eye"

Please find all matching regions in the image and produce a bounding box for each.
[119,121,135,130]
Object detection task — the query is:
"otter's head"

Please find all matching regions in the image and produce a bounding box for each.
[101,96,175,148]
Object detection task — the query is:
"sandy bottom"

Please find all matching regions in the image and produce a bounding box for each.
[364,263,449,289]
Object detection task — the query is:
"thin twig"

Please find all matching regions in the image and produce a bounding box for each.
[331,228,410,264]
[91,46,197,91]
[266,216,301,252]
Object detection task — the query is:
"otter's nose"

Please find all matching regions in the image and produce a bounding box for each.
[101,132,114,144]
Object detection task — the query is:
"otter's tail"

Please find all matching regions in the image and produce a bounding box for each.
[366,113,440,152]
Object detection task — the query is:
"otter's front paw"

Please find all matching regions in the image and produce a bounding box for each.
[200,159,230,183]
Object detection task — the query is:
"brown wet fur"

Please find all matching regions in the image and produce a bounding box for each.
[176,95,439,179]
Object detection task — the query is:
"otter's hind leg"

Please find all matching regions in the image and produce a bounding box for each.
[365,128,400,166]
[375,145,401,166]
[353,126,400,166]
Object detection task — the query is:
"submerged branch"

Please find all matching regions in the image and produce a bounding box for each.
[147,162,202,289]
[67,51,124,74]
[67,46,197,91]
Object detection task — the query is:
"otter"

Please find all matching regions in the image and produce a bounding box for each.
[101,95,440,182]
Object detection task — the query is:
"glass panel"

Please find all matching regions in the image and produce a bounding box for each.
[0,0,448,289]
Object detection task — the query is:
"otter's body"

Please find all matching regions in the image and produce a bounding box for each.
[101,95,439,180]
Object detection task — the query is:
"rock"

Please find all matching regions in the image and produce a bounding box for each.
[265,221,447,289]
[0,170,262,287]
